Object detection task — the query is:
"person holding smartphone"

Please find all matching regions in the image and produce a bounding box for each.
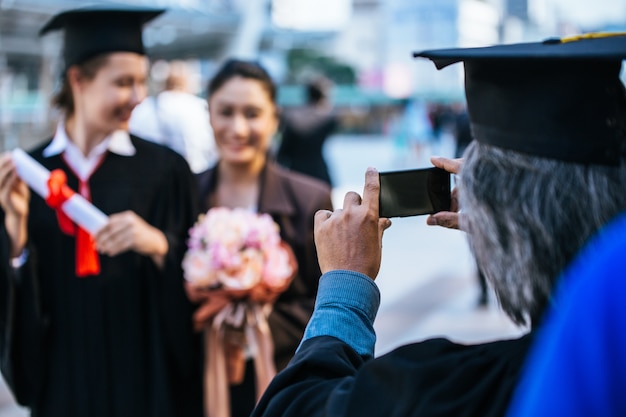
[251,33,626,417]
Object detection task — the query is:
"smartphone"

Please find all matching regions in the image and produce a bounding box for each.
[379,167,451,218]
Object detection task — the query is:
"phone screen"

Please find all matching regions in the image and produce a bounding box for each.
[379,167,451,218]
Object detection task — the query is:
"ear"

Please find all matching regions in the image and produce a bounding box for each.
[65,65,85,92]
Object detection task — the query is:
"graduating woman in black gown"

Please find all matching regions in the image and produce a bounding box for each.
[0,6,202,417]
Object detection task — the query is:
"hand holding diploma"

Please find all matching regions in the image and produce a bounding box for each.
[0,152,30,258]
[4,148,109,276]
[1,149,172,274]
[11,148,108,235]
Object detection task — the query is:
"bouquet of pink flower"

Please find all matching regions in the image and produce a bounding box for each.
[183,207,295,291]
[183,208,297,415]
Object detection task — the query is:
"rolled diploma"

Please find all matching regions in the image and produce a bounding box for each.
[11,148,109,235]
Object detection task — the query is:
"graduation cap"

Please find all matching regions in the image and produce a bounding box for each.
[39,5,165,70]
[414,33,626,165]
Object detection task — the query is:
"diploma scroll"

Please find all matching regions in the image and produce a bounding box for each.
[12,148,109,235]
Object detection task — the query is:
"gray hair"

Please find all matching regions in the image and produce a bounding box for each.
[459,141,626,326]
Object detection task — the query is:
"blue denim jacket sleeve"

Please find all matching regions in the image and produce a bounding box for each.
[298,270,381,358]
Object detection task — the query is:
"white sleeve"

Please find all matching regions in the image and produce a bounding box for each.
[129,97,166,145]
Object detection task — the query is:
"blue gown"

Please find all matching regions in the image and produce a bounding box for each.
[507,212,626,417]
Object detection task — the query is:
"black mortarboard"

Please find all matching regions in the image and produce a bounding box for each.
[39,5,165,70]
[414,33,626,165]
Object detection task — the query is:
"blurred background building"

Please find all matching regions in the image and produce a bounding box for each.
[2,0,626,150]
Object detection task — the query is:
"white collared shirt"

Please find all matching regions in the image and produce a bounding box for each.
[43,122,136,181]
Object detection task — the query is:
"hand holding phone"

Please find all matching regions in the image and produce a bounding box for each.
[315,168,392,279]
[379,167,451,218]
[426,157,462,229]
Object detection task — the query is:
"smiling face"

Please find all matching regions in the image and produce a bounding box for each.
[69,52,148,136]
[208,76,278,168]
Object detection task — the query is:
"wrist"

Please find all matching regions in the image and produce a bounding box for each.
[5,213,27,258]
[151,228,169,257]
[147,228,168,269]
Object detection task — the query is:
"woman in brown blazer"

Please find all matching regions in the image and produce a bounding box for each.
[191,59,333,417]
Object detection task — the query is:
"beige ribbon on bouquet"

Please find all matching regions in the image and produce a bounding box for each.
[204,302,276,417]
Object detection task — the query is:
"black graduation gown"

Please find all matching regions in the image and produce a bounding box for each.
[252,333,534,417]
[0,136,203,417]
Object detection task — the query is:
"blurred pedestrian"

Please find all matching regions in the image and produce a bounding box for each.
[251,34,626,417]
[276,78,338,186]
[451,103,472,159]
[427,102,454,142]
[130,60,218,173]
[0,6,202,417]
[189,59,333,417]
[393,98,433,163]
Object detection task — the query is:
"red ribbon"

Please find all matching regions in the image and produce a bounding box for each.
[45,169,100,277]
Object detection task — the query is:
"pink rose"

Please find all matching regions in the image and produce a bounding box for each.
[218,248,264,290]
[182,250,218,287]
[262,244,294,288]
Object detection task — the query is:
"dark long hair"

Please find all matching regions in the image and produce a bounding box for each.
[207,59,277,104]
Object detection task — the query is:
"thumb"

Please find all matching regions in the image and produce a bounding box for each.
[426,212,459,230]
[378,218,392,238]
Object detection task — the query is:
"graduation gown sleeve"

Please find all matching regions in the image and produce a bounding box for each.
[146,143,200,375]
[507,212,626,417]
[0,212,48,406]
[253,271,533,417]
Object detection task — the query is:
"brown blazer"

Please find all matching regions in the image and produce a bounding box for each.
[195,161,333,370]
